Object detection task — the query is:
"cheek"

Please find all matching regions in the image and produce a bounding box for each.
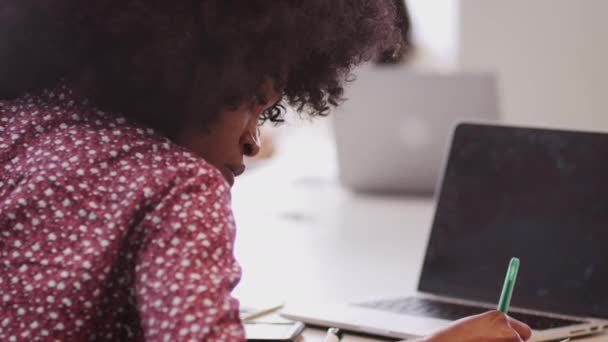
[201,129,237,157]
[202,117,246,156]
[215,130,240,155]
[184,109,256,162]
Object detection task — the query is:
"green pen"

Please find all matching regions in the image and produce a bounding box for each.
[497,257,520,313]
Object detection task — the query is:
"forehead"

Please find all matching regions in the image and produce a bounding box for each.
[232,79,282,113]
[257,79,282,105]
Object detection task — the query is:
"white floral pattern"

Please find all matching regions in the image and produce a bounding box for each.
[0,83,245,341]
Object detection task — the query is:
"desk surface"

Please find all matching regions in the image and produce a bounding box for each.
[230,125,607,341]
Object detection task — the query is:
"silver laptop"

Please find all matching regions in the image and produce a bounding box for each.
[283,123,608,341]
[333,66,499,194]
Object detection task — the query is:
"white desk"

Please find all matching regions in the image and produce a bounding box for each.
[230,125,607,341]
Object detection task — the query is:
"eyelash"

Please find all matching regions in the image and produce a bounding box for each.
[258,103,286,126]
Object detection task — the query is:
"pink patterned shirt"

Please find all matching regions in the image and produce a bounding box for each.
[0,83,245,341]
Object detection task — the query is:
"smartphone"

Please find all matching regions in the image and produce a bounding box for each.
[245,321,305,341]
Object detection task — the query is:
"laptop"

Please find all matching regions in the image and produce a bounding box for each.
[333,66,499,194]
[283,123,608,341]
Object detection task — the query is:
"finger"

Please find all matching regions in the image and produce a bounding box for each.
[507,316,533,341]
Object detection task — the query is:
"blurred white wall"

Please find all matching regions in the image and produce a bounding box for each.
[458,0,608,130]
[406,0,459,70]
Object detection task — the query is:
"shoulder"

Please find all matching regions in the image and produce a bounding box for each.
[79,113,231,206]
[1,84,229,206]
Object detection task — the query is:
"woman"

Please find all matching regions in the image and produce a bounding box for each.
[0,1,531,341]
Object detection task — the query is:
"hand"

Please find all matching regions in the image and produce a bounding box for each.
[422,310,532,342]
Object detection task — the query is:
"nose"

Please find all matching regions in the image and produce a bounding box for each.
[241,127,261,157]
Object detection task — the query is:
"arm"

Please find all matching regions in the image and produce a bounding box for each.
[134,168,245,342]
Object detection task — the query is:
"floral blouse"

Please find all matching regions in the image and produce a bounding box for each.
[0,83,245,341]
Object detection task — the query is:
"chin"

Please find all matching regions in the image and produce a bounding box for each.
[222,169,235,187]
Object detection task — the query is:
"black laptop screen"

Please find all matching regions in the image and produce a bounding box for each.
[418,123,608,318]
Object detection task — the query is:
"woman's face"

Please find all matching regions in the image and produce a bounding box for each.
[178,84,281,187]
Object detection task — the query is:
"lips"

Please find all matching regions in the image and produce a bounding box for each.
[230,164,246,177]
[223,164,246,186]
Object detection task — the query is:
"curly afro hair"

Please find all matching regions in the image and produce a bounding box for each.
[0,0,409,136]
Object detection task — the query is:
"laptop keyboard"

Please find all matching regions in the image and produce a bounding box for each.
[356,297,585,331]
